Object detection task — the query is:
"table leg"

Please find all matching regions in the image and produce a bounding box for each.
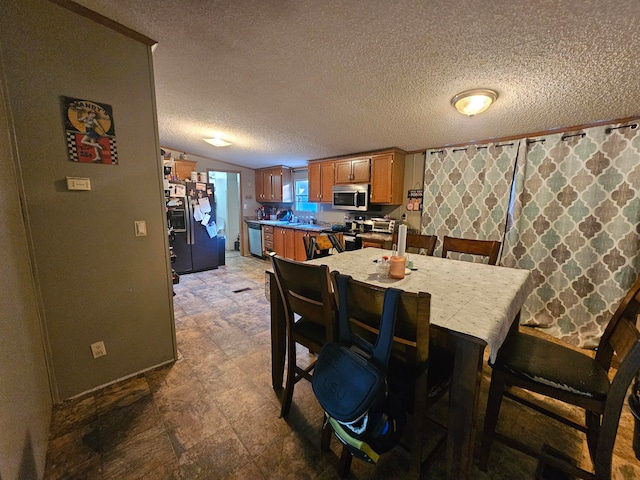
[446,336,485,479]
[269,272,285,389]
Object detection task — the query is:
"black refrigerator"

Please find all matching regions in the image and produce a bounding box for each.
[167,181,221,274]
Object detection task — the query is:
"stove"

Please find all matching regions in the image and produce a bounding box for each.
[326,224,362,251]
[342,231,362,251]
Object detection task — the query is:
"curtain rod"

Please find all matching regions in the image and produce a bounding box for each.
[605,123,638,134]
[407,114,640,155]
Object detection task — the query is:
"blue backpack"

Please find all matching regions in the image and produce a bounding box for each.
[312,274,406,463]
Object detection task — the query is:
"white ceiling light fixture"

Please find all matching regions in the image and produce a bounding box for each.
[204,137,232,147]
[451,89,498,116]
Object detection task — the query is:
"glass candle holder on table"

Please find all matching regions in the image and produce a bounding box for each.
[376,256,390,279]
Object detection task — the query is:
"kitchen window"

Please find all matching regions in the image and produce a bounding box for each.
[294,179,317,212]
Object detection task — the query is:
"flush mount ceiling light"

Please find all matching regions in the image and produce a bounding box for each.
[203,137,232,147]
[451,89,498,116]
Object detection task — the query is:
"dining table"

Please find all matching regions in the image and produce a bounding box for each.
[266,247,533,479]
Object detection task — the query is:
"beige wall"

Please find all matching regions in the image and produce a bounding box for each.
[1,0,176,413]
[0,43,52,480]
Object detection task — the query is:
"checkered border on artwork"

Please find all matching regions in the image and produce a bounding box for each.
[66,131,78,162]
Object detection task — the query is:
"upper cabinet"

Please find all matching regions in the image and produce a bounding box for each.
[256,166,293,203]
[334,156,371,184]
[308,160,334,203]
[370,150,406,205]
[173,159,196,181]
[307,148,406,206]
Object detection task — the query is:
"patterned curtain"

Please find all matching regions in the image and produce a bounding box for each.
[421,142,519,258]
[501,122,640,348]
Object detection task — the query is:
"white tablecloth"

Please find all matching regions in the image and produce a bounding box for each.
[307,248,533,362]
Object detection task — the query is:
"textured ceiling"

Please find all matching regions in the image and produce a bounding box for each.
[74,0,640,169]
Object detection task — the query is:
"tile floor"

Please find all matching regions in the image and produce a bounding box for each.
[43,253,640,479]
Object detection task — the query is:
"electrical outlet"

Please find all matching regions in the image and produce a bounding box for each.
[91,341,107,358]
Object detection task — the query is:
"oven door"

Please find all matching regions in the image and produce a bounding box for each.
[342,233,361,251]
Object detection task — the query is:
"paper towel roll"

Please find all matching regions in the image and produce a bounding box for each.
[398,224,407,257]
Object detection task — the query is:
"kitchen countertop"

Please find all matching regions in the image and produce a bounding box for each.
[244,219,328,232]
[358,232,392,241]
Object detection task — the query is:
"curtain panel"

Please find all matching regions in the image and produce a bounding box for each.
[421,142,519,259]
[502,123,640,348]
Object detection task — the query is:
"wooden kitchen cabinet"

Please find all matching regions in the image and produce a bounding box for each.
[370,150,406,205]
[255,166,293,203]
[274,227,296,259]
[308,161,334,203]
[334,157,370,184]
[294,230,310,261]
[173,159,196,181]
[255,170,271,202]
[263,225,274,254]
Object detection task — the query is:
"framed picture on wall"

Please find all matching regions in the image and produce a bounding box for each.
[61,96,118,164]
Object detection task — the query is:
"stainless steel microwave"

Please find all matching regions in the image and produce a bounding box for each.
[332,184,369,211]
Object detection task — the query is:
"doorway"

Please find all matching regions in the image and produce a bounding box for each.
[207,170,241,259]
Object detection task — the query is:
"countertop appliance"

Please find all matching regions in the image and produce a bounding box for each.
[167,181,223,274]
[371,217,396,233]
[247,221,263,258]
[332,184,369,211]
[350,216,373,233]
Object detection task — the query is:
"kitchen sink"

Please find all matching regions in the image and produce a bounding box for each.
[293,224,323,229]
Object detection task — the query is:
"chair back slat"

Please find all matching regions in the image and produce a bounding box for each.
[304,234,344,260]
[331,271,431,367]
[441,236,501,265]
[271,254,337,334]
[391,233,437,256]
[608,318,640,364]
[597,276,640,368]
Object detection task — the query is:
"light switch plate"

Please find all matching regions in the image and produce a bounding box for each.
[134,220,147,236]
[66,177,91,190]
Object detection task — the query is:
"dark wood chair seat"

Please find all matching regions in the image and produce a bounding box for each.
[493,332,610,401]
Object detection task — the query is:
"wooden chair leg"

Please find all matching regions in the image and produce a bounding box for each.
[409,375,428,477]
[321,417,332,452]
[585,410,601,463]
[338,445,353,478]
[479,369,507,471]
[280,341,296,417]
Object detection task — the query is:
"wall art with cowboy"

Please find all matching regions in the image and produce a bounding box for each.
[61,96,118,164]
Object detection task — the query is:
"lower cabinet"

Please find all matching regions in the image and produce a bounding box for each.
[270,226,327,261]
[275,227,296,259]
[295,230,310,261]
[263,225,274,254]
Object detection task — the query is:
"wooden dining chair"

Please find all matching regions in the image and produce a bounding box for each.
[479,275,640,479]
[303,234,344,260]
[361,239,383,249]
[441,235,501,265]
[321,272,453,478]
[391,232,437,256]
[326,232,345,253]
[269,254,338,417]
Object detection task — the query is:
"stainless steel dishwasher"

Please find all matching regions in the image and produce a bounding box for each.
[247,222,263,258]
